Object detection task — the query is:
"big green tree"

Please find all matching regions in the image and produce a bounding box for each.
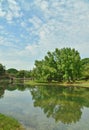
[34,48,81,82]
[55,48,81,82]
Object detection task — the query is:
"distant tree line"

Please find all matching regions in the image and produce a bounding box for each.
[0,47,89,82]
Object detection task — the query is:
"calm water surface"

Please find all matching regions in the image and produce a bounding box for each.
[0,83,89,130]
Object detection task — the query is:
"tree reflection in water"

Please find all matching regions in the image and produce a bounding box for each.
[0,84,89,125]
[29,86,89,124]
[0,83,26,98]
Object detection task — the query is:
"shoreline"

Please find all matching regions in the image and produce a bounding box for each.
[0,79,89,88]
[25,80,89,88]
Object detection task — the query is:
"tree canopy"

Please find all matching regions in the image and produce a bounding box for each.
[34,48,81,82]
[7,68,18,76]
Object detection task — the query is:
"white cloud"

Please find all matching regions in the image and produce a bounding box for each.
[7,0,21,18]
[18,0,33,11]
[25,44,39,56]
[0,0,22,22]
[28,0,89,57]
[29,16,43,29]
[0,36,17,47]
[40,1,49,10]
[21,21,26,28]
[0,9,6,17]
[0,0,89,69]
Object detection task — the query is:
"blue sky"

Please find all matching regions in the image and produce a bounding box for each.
[0,0,89,70]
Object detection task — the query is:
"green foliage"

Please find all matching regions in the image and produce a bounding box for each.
[16,70,32,78]
[58,48,81,82]
[81,58,89,80]
[34,60,44,80]
[83,64,89,79]
[33,48,81,82]
[81,58,89,65]
[7,68,18,76]
[16,70,25,78]
[0,64,5,77]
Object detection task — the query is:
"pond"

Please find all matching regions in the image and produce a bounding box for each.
[0,83,89,130]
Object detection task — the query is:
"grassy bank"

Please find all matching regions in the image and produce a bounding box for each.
[25,80,89,88]
[0,113,25,130]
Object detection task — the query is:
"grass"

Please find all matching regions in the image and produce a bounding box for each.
[25,80,89,88]
[0,113,25,130]
[73,80,89,87]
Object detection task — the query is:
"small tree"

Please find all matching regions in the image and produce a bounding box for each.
[16,70,25,78]
[7,68,18,77]
[0,64,5,77]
